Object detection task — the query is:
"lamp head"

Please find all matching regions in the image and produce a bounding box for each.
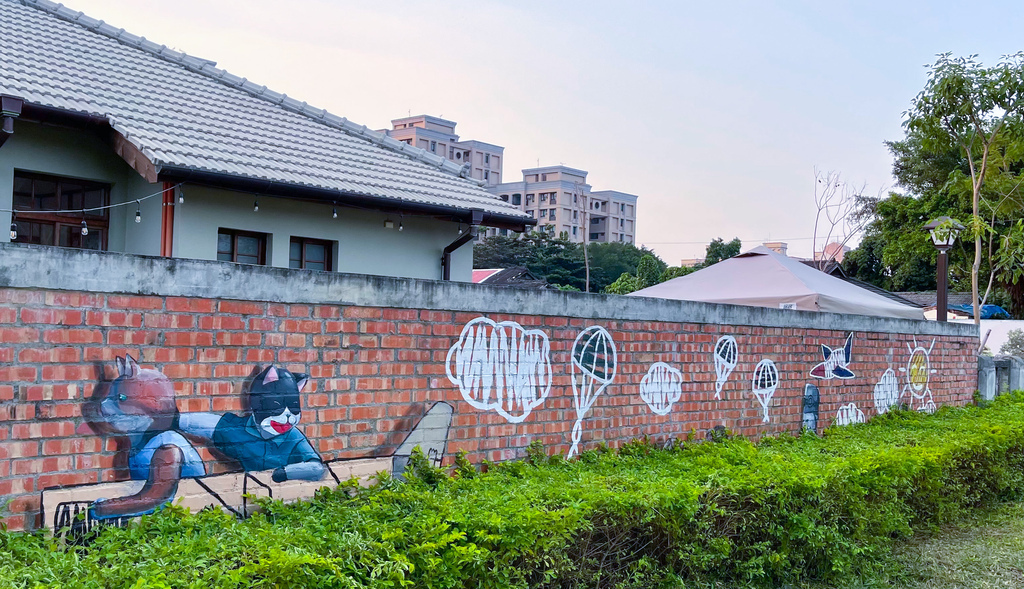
[923,216,964,250]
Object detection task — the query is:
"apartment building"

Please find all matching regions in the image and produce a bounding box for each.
[383,115,503,186]
[485,165,637,244]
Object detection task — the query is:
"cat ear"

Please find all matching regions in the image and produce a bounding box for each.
[263,366,279,384]
[115,356,127,377]
[294,373,310,392]
[125,354,139,378]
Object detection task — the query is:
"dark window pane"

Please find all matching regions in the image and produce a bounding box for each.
[217,233,233,255]
[305,260,326,271]
[236,235,260,258]
[12,177,33,209]
[305,243,325,263]
[33,179,58,210]
[82,189,108,218]
[58,225,100,249]
[61,182,85,210]
[289,240,301,265]
[217,252,234,262]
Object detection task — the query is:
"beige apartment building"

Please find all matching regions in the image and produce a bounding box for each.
[486,165,637,244]
[383,115,503,186]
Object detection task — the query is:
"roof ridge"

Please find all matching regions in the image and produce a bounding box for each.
[16,0,483,186]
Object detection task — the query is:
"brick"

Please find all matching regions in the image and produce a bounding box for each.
[0,327,39,343]
[166,297,215,312]
[219,300,266,315]
[24,384,79,402]
[85,311,142,327]
[344,307,382,319]
[281,320,321,334]
[17,347,80,363]
[144,313,195,329]
[198,316,246,330]
[44,292,105,307]
[20,308,84,325]
[106,295,164,310]
[165,331,215,346]
[43,328,102,344]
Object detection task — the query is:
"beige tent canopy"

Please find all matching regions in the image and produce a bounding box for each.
[629,246,924,320]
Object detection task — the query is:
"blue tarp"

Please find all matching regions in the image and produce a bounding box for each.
[950,304,1011,319]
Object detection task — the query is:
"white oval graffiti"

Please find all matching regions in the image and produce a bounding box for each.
[835,402,866,427]
[751,359,779,423]
[873,368,899,415]
[640,362,683,415]
[713,335,738,399]
[445,317,552,423]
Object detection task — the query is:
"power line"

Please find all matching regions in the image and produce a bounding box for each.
[644,235,837,245]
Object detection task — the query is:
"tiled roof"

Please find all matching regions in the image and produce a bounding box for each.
[0,0,530,224]
[895,292,975,308]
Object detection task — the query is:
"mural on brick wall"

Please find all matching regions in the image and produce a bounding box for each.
[44,356,453,534]
[802,384,820,432]
[874,367,900,415]
[713,335,738,399]
[445,317,552,423]
[901,338,938,414]
[568,326,617,457]
[835,402,866,426]
[751,359,779,423]
[810,333,855,380]
[640,362,683,415]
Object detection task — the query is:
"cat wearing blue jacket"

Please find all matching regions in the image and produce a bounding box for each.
[179,365,325,483]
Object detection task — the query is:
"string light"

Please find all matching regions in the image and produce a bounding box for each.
[134,200,142,223]
[178,187,184,204]
[457,223,463,235]
[9,219,17,241]
[398,214,404,232]
[253,197,259,212]
[332,207,337,219]
[1,183,183,215]
[80,218,89,237]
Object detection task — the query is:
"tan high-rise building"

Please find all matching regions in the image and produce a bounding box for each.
[485,166,637,244]
[382,115,503,186]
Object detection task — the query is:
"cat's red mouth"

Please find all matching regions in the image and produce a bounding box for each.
[270,421,292,434]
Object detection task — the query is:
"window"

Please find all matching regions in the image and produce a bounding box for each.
[619,218,624,228]
[401,139,412,145]
[430,140,437,153]
[572,227,577,237]
[11,172,110,250]
[512,193,522,205]
[540,210,547,218]
[541,173,548,181]
[540,194,547,203]
[590,233,599,240]
[289,237,333,271]
[574,194,578,204]
[484,153,490,164]
[484,170,490,181]
[550,193,557,204]
[591,218,600,225]
[500,228,509,236]
[620,203,626,213]
[619,234,625,242]
[500,194,509,202]
[527,210,535,218]
[549,208,557,218]
[449,147,454,159]
[573,210,578,221]
[217,229,267,265]
[526,194,534,204]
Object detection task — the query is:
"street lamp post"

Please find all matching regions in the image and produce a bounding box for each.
[923,216,964,322]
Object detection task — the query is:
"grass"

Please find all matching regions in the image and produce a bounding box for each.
[821,500,1024,589]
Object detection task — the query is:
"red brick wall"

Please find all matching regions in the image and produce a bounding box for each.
[0,287,978,530]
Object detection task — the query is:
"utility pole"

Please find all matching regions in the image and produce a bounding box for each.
[575,180,590,293]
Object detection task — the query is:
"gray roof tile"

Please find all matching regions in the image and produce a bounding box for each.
[1,0,529,223]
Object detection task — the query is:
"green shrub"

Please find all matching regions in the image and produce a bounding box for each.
[5,393,1024,588]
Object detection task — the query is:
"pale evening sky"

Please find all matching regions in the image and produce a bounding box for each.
[62,0,1024,262]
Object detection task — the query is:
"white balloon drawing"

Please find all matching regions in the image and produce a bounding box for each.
[751,359,779,423]
[873,368,899,415]
[445,317,552,423]
[568,326,617,458]
[835,402,866,426]
[899,338,938,414]
[713,335,738,399]
[640,362,683,415]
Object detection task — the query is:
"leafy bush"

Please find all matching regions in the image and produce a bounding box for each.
[5,394,1024,588]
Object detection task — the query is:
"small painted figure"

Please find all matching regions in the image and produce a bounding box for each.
[178,365,325,483]
[802,384,820,433]
[85,355,206,520]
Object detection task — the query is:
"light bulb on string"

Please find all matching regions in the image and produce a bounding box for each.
[178,187,184,204]
[398,215,404,232]
[253,197,259,212]
[135,200,142,223]
[9,222,17,241]
[80,219,89,236]
[458,223,463,235]
[332,208,338,219]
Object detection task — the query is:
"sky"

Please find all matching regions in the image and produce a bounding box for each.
[63,0,1024,262]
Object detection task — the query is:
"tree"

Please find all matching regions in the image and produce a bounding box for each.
[1000,328,1024,357]
[905,53,1024,323]
[588,242,666,292]
[702,237,741,267]
[812,169,873,270]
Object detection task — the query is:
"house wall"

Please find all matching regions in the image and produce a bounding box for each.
[1,121,473,281]
[0,245,980,531]
[172,185,472,281]
[0,119,158,255]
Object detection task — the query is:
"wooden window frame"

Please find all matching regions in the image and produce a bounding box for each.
[217,228,268,265]
[11,171,110,250]
[289,236,334,271]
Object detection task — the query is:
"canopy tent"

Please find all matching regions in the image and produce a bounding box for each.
[629,246,925,320]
